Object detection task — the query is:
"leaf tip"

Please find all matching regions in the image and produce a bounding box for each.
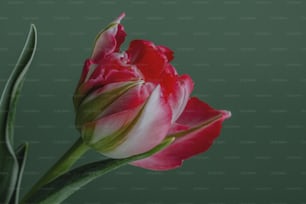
[30,24,37,31]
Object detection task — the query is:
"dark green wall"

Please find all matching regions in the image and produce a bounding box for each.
[1,0,305,203]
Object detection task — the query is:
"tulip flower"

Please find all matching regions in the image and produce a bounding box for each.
[12,13,232,204]
[73,13,231,170]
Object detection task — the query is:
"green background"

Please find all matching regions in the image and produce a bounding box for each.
[1,0,306,203]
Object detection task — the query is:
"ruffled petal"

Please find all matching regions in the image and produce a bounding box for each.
[76,53,141,101]
[126,40,169,82]
[157,45,174,62]
[131,97,231,170]
[94,53,140,84]
[91,13,126,64]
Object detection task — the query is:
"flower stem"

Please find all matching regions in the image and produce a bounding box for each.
[21,137,89,203]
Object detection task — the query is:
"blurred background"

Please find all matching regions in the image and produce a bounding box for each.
[1,0,305,203]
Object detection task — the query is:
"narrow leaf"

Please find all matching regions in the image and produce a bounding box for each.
[0,25,37,204]
[0,146,18,204]
[9,143,29,204]
[24,137,175,204]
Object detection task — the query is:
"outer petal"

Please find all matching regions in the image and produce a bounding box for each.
[91,13,126,64]
[76,81,155,127]
[82,86,172,158]
[131,97,231,170]
[97,82,155,118]
[76,59,96,86]
[73,59,97,108]
[75,81,147,127]
[81,106,141,145]
[104,86,172,158]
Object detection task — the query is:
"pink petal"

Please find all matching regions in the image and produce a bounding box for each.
[75,81,148,127]
[91,13,127,64]
[103,86,172,158]
[157,45,174,62]
[99,82,155,117]
[73,59,97,108]
[82,106,141,145]
[176,97,230,128]
[166,74,194,122]
[96,53,141,84]
[126,40,169,82]
[77,59,96,86]
[83,86,172,159]
[131,97,231,170]
[76,54,140,99]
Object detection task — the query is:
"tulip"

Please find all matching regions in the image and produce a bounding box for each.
[73,13,231,170]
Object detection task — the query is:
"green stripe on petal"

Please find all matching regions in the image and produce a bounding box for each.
[90,105,143,153]
[76,81,142,128]
[168,113,224,139]
[83,85,172,159]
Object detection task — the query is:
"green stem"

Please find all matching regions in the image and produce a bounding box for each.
[21,137,89,203]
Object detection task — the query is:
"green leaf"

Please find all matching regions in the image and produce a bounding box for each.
[0,144,18,204]
[24,137,175,204]
[0,24,37,204]
[9,143,29,204]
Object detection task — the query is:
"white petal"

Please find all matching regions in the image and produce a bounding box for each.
[103,85,172,158]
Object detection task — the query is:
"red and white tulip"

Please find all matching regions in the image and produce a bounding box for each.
[73,13,231,170]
